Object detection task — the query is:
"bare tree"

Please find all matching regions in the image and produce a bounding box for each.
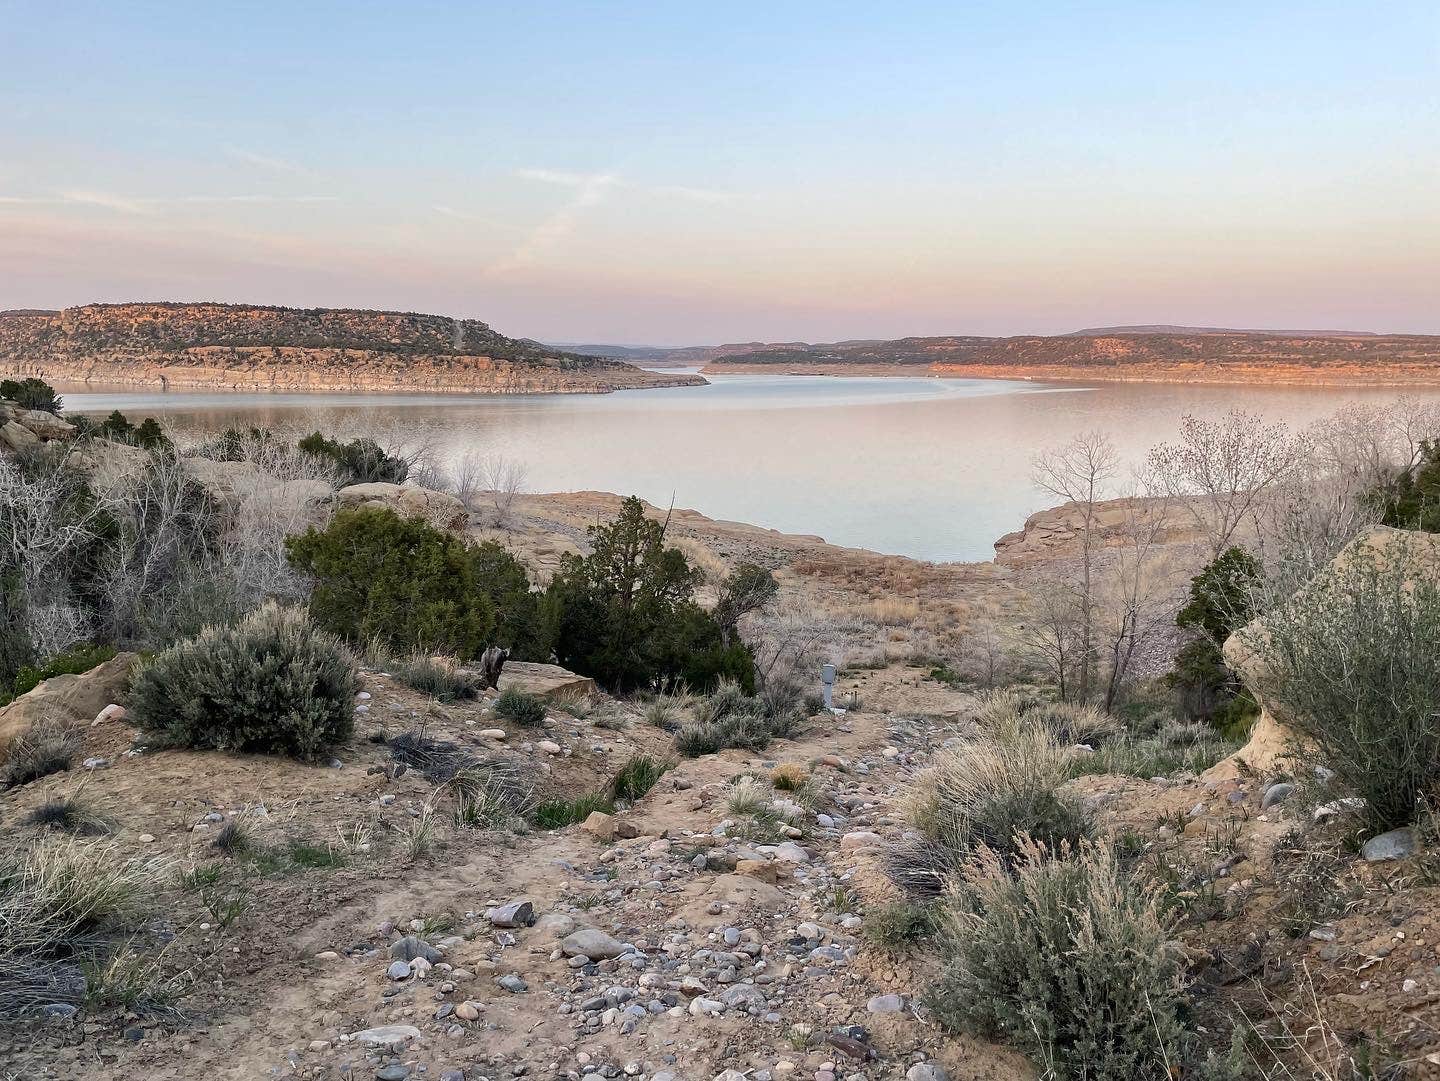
[1094,475,1177,711]
[1031,430,1118,701]
[0,450,111,658]
[452,452,528,528]
[1147,409,1306,559]
[1015,579,1087,702]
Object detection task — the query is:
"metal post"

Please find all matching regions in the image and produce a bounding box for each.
[821,663,836,711]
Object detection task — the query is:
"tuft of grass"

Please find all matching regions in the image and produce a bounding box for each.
[532,792,614,830]
[609,754,672,803]
[403,804,439,860]
[0,836,163,960]
[2,717,82,789]
[827,884,857,914]
[642,698,680,731]
[863,900,936,956]
[211,819,255,856]
[178,863,224,892]
[770,762,811,791]
[447,763,534,831]
[84,939,186,1013]
[389,654,481,703]
[494,688,546,726]
[914,722,1093,861]
[417,911,455,937]
[283,840,346,870]
[727,775,772,817]
[1068,734,1237,780]
[24,794,112,836]
[200,882,250,929]
[882,835,959,899]
[554,691,596,719]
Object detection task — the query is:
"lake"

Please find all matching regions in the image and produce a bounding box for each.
[50,373,1440,563]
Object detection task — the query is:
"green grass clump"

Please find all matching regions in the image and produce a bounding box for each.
[389,654,481,703]
[609,754,671,803]
[495,688,546,726]
[863,901,937,955]
[532,792,614,830]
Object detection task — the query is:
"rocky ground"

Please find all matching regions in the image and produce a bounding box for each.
[4,654,1440,1079]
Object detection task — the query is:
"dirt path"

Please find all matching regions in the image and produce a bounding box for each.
[6,664,1038,1081]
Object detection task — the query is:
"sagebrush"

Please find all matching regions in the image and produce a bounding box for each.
[129,602,357,759]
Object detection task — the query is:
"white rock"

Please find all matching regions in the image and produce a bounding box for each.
[348,1024,421,1048]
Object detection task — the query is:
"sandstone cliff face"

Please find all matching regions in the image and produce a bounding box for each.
[0,303,707,395]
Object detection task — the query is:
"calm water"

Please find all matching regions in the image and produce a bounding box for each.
[51,374,1440,562]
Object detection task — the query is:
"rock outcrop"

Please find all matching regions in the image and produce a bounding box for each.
[333,482,470,531]
[0,303,707,395]
[1210,525,1440,778]
[0,652,138,759]
[0,399,73,452]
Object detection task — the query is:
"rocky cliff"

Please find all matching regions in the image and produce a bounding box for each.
[702,329,1440,383]
[0,303,707,395]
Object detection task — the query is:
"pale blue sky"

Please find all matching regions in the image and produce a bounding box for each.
[2,1,1436,343]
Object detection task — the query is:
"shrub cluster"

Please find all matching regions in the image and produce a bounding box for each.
[543,496,755,694]
[1244,541,1440,830]
[287,508,541,661]
[673,679,801,757]
[71,410,170,449]
[0,377,61,414]
[928,840,1188,1081]
[1168,547,1260,734]
[129,602,358,760]
[296,431,408,485]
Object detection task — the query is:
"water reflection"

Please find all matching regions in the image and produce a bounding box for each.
[51,375,1440,562]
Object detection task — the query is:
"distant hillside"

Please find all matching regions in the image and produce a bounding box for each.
[1068,324,1381,338]
[553,341,808,367]
[0,303,706,395]
[701,330,1440,384]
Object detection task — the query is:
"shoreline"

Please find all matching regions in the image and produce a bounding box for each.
[701,359,1440,388]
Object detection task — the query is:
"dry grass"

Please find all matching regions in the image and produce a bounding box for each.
[0,836,166,961]
[727,775,772,817]
[1,715,82,789]
[770,762,811,790]
[912,722,1092,858]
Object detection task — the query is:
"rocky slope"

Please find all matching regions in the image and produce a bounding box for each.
[0,304,707,395]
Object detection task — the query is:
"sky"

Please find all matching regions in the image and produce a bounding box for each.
[1,1,1437,344]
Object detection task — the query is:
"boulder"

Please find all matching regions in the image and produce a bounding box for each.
[17,409,74,441]
[1207,526,1440,781]
[183,457,331,518]
[334,482,469,531]
[560,928,629,960]
[0,420,40,452]
[0,653,138,759]
[1361,827,1419,862]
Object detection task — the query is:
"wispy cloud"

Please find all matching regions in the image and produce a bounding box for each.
[222,144,319,179]
[0,190,336,214]
[492,169,620,273]
[516,167,737,204]
[483,167,739,274]
[58,189,156,215]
